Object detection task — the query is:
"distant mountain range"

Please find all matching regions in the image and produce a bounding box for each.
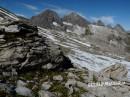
[30,9,126,31]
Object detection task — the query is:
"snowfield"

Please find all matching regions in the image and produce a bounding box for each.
[68,49,130,79]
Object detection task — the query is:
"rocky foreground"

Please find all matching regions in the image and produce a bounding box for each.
[0,21,130,97]
[0,64,130,97]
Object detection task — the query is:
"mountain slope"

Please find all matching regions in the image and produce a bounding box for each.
[30,9,130,80]
[38,25,130,80]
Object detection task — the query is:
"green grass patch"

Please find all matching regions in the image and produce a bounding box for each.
[72,86,88,97]
[49,82,68,97]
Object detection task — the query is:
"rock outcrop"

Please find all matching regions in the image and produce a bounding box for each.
[99,64,128,81]
[0,21,72,74]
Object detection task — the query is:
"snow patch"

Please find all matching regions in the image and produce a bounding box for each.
[66,29,72,32]
[68,37,91,47]
[53,22,59,26]
[63,21,73,26]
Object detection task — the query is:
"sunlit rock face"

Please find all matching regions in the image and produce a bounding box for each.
[63,12,90,27]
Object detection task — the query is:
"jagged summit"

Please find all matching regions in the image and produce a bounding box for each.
[63,12,90,27]
[114,24,125,32]
[30,10,90,29]
[96,20,105,26]
[30,9,62,29]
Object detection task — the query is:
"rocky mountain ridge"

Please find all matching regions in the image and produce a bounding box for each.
[30,9,126,31]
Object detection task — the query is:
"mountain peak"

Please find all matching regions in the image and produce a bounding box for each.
[68,12,81,17]
[41,9,57,15]
[114,24,125,32]
[30,9,62,28]
[63,12,90,27]
[96,20,105,26]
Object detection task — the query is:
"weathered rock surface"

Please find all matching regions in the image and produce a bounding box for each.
[16,80,33,97]
[0,21,72,73]
[53,75,63,81]
[38,90,58,97]
[99,64,128,81]
[41,82,52,90]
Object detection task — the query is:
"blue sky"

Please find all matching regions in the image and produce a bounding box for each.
[0,0,130,30]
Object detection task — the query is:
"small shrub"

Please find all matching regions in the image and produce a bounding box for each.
[0,90,6,97]
[93,74,98,82]
[85,26,93,35]
[72,87,88,97]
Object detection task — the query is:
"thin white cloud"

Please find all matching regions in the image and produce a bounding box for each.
[22,3,38,11]
[30,2,87,18]
[77,12,87,19]
[42,3,61,9]
[52,8,72,16]
[91,16,115,25]
[16,13,27,17]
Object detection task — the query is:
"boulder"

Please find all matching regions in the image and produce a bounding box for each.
[99,64,128,81]
[53,75,63,81]
[15,80,33,97]
[41,82,52,90]
[38,90,58,97]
